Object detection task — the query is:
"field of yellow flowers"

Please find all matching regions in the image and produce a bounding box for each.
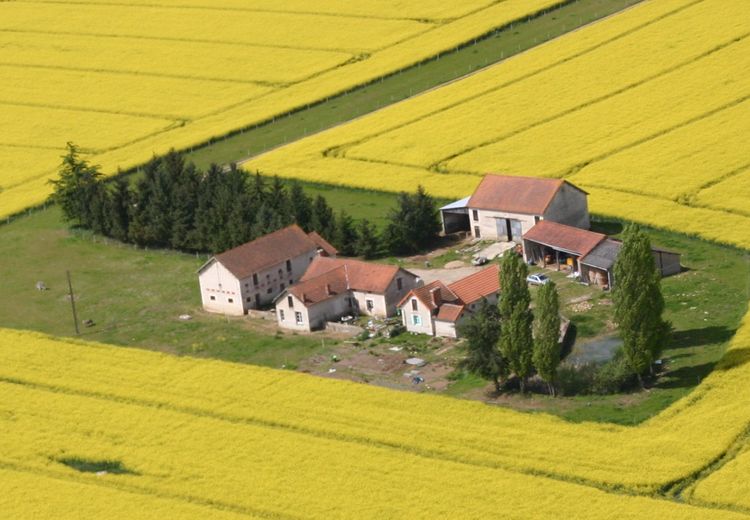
[1,316,749,518]
[0,0,562,219]
[247,0,750,250]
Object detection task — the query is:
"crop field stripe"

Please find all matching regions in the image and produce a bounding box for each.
[0,60,286,86]
[0,377,745,517]
[18,0,446,23]
[0,99,192,121]
[430,31,750,171]
[0,460,280,520]
[313,0,702,159]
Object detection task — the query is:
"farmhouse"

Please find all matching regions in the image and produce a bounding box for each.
[398,265,500,338]
[440,174,590,241]
[523,221,681,289]
[275,257,419,331]
[198,225,337,316]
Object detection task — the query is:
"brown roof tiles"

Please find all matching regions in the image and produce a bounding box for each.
[447,264,500,306]
[468,174,584,215]
[522,220,605,257]
[300,256,408,294]
[212,225,334,280]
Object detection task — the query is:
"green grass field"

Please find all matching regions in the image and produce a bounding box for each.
[185,0,644,171]
[0,197,746,425]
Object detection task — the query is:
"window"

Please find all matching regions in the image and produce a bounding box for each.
[287,296,293,307]
[286,259,292,272]
[474,226,481,238]
[255,293,260,303]
[411,299,418,311]
[266,274,271,281]
[280,283,285,290]
[366,299,374,311]
[396,277,402,290]
[472,209,479,221]
[278,269,283,278]
[244,283,249,288]
[267,288,273,294]
[210,295,216,301]
[295,311,303,325]
[289,279,293,285]
[534,215,541,224]
[412,315,421,326]
[252,273,259,286]
[246,297,251,303]
[279,309,285,321]
[228,298,234,303]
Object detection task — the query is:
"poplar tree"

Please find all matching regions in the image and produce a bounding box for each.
[289,182,313,231]
[498,250,534,393]
[460,299,505,393]
[612,224,671,385]
[533,281,561,396]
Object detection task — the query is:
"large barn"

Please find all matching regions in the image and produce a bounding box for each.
[440,174,590,241]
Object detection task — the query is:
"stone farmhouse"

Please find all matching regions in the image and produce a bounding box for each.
[440,174,590,241]
[398,265,500,338]
[275,256,419,332]
[522,220,681,290]
[198,225,337,316]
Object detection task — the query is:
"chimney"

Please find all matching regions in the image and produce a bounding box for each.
[325,283,332,296]
[301,292,306,302]
[430,287,442,307]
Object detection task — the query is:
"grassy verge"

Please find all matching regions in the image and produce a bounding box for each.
[184,0,644,170]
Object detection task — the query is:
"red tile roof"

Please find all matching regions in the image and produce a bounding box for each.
[212,225,335,280]
[213,225,318,279]
[300,256,411,295]
[397,280,457,310]
[468,174,585,215]
[307,231,338,257]
[447,264,500,305]
[522,220,605,257]
[398,265,500,324]
[288,266,350,305]
[436,303,465,322]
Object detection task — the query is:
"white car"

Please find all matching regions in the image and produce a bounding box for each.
[526,273,550,285]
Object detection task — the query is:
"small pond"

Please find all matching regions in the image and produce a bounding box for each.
[566,335,622,366]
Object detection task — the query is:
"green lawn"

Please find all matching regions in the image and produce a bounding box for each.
[1,203,746,426]
[0,206,333,368]
[184,0,644,171]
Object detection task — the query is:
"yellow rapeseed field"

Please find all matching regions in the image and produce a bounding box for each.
[246,0,750,250]
[0,0,562,219]
[1,319,750,517]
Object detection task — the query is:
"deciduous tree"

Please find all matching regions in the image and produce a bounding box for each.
[459,299,505,393]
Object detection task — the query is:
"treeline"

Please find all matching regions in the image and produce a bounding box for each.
[461,225,670,396]
[49,143,441,256]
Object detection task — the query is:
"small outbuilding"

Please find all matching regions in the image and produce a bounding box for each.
[522,220,606,273]
[580,239,682,289]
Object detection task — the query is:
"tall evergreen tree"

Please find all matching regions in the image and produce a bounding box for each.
[311,195,336,240]
[383,185,440,255]
[498,251,534,393]
[107,175,132,242]
[333,210,358,256]
[48,142,103,227]
[612,224,671,384]
[354,218,379,259]
[248,171,267,207]
[533,281,562,396]
[459,299,505,393]
[289,181,313,231]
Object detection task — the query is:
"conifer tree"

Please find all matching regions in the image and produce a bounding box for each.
[354,218,379,259]
[533,280,561,396]
[383,185,440,255]
[311,195,336,240]
[498,251,534,392]
[107,175,132,242]
[289,182,313,231]
[334,210,358,256]
[613,224,671,384]
[460,299,505,393]
[48,142,103,227]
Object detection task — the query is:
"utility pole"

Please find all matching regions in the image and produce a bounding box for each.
[66,270,79,335]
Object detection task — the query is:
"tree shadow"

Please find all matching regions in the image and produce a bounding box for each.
[670,326,736,349]
[656,362,718,389]
[715,347,750,371]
